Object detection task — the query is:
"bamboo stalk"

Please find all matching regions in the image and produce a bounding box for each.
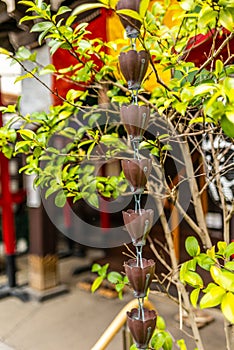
[91,299,156,350]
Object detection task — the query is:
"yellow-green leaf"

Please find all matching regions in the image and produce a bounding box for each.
[72,3,108,17]
[194,84,216,96]
[116,9,143,23]
[223,77,234,102]
[219,8,234,32]
[15,68,37,83]
[156,316,166,330]
[221,292,234,324]
[91,276,104,293]
[215,59,224,76]
[39,64,55,76]
[207,246,216,260]
[183,270,203,288]
[210,266,234,292]
[176,339,187,350]
[190,288,200,308]
[200,286,226,309]
[18,129,36,140]
[139,0,150,17]
[0,48,11,56]
[217,241,227,255]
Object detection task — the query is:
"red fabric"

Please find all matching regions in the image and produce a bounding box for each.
[0,94,16,254]
[0,151,16,254]
[52,8,110,105]
[185,28,234,67]
[100,198,110,231]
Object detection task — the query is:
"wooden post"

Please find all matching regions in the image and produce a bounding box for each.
[26,192,68,300]
[28,205,58,291]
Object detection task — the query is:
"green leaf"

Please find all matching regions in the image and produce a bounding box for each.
[99,263,109,277]
[196,253,214,271]
[185,236,200,257]
[87,193,99,208]
[31,21,54,33]
[151,331,166,350]
[107,271,122,284]
[115,283,124,293]
[55,190,67,207]
[221,112,234,138]
[92,263,101,272]
[49,40,64,55]
[161,144,172,152]
[2,145,13,159]
[91,276,104,293]
[16,46,36,60]
[190,288,200,308]
[200,286,226,308]
[221,292,234,324]
[88,113,101,127]
[45,185,60,199]
[187,258,197,272]
[151,148,160,157]
[33,147,42,158]
[224,242,234,259]
[163,333,173,350]
[224,262,234,271]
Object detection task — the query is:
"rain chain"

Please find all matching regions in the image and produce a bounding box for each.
[116,0,157,348]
